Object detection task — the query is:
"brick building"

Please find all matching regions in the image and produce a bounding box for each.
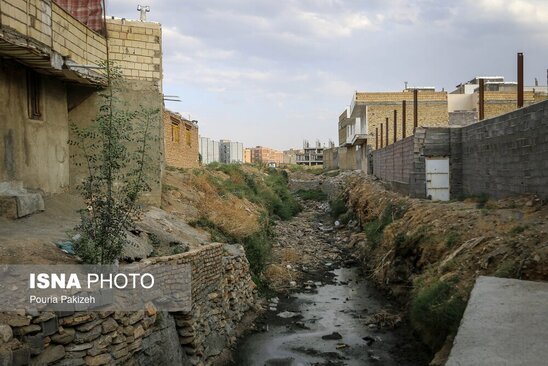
[164,110,199,169]
[336,88,448,171]
[244,148,252,163]
[250,146,284,165]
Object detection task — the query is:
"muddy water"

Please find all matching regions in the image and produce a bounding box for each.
[232,267,426,366]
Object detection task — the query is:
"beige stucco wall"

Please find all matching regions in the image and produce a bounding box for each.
[68,80,164,206]
[0,61,69,193]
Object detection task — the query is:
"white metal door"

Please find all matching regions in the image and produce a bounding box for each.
[425,157,450,201]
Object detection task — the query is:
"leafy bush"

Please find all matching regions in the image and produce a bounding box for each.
[296,189,328,201]
[363,203,408,248]
[329,196,347,219]
[71,63,160,264]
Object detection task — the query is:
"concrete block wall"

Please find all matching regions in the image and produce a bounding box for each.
[106,18,162,90]
[460,100,548,199]
[372,135,415,195]
[323,148,339,171]
[0,0,108,67]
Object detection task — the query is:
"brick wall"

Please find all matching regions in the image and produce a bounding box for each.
[0,0,107,67]
[163,111,199,169]
[106,18,162,89]
[483,91,536,120]
[364,91,449,150]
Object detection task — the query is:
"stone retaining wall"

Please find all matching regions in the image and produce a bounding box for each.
[0,244,257,366]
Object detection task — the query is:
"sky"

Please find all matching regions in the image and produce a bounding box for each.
[106,0,548,150]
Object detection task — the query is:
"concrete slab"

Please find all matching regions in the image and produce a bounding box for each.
[0,181,44,218]
[446,276,548,366]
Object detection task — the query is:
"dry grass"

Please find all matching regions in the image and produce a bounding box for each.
[280,248,300,263]
[264,264,297,289]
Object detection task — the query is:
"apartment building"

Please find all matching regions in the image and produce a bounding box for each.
[220,140,244,164]
[250,146,284,165]
[296,140,324,166]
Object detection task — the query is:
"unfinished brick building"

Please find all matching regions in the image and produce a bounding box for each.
[164,110,199,169]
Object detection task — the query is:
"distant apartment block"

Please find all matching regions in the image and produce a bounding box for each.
[244,148,252,163]
[296,140,324,166]
[199,137,220,165]
[164,110,199,169]
[220,140,244,164]
[250,146,284,165]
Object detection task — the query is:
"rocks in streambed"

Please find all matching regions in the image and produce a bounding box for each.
[321,332,343,340]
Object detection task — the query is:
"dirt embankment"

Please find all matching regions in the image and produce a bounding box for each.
[344,177,548,362]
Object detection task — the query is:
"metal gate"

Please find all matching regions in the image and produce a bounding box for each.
[425,157,450,201]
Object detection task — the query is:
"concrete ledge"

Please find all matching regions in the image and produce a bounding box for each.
[446,276,548,366]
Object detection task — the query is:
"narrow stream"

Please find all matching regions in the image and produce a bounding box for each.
[233,266,426,366]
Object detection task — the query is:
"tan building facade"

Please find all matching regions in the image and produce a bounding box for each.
[164,111,199,169]
[250,146,284,165]
[244,148,252,164]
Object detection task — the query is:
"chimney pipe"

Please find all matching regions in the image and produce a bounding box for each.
[479,78,485,120]
[413,89,418,131]
[402,100,407,138]
[517,52,524,108]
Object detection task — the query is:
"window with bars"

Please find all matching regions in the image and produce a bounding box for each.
[27,71,42,120]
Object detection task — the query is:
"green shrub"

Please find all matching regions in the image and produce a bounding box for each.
[410,279,467,350]
[329,196,347,219]
[363,203,408,248]
[509,225,528,235]
[475,193,490,209]
[494,260,517,278]
[444,231,460,248]
[296,189,328,201]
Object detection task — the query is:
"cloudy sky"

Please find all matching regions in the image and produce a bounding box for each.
[106,0,548,150]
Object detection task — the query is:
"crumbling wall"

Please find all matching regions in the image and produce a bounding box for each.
[0,243,257,366]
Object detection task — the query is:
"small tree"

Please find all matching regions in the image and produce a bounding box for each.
[70,63,160,264]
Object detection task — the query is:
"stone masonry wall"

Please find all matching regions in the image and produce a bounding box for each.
[0,244,257,366]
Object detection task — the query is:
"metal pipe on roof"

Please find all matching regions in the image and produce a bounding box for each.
[385,118,389,146]
[402,100,407,139]
[413,89,418,131]
[380,124,384,148]
[393,110,397,143]
[479,78,485,120]
[517,52,524,108]
[376,128,379,150]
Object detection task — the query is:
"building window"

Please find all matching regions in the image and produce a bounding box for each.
[171,122,180,142]
[27,71,42,120]
[185,126,192,147]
